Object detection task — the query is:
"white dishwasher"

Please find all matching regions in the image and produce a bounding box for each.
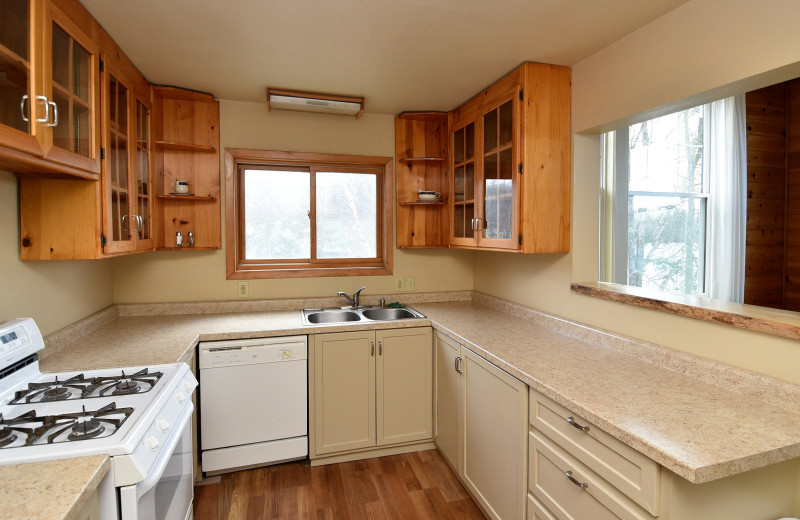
[198,335,308,474]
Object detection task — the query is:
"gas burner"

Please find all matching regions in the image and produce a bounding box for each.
[113,380,140,395]
[0,411,40,448]
[11,374,92,404]
[91,368,162,398]
[43,403,133,445]
[0,427,17,447]
[68,418,104,441]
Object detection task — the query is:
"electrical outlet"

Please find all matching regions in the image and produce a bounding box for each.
[237,281,249,298]
[404,276,415,292]
[394,277,404,292]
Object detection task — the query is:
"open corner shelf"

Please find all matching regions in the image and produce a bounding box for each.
[154,140,217,153]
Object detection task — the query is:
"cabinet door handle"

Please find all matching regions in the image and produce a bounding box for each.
[20,95,29,122]
[35,95,50,124]
[378,341,382,356]
[454,356,463,374]
[566,416,590,432]
[565,470,588,489]
[371,341,375,356]
[136,215,143,234]
[47,100,59,128]
[121,214,129,236]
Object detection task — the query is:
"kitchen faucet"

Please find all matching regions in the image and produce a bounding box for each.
[337,286,366,308]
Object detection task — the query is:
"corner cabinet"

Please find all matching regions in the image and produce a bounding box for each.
[309,327,434,464]
[434,331,528,520]
[395,112,450,248]
[151,86,221,251]
[450,62,571,253]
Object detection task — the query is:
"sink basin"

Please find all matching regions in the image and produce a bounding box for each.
[301,305,425,325]
[361,308,417,321]
[304,310,361,324]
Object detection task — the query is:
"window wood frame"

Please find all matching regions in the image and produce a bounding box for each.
[225,148,393,279]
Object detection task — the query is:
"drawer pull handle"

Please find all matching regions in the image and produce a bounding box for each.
[565,470,588,489]
[566,416,590,432]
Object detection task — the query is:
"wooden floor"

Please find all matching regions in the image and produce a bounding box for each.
[193,449,487,520]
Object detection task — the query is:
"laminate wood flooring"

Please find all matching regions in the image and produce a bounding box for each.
[193,449,487,520]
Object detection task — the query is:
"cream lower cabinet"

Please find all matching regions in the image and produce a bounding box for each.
[310,327,433,461]
[528,387,800,520]
[434,331,528,520]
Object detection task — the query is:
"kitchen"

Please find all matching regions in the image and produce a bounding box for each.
[2,0,800,519]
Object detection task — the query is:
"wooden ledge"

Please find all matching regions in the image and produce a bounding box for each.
[570,282,800,341]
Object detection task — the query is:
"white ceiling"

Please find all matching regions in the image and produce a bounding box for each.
[80,0,689,115]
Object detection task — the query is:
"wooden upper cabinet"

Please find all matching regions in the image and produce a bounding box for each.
[0,0,44,158]
[449,62,571,253]
[0,0,101,178]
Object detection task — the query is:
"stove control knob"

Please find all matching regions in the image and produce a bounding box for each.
[157,419,170,433]
[176,391,186,404]
[182,381,193,392]
[146,436,160,451]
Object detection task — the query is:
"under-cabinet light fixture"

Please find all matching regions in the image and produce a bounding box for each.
[266,88,364,118]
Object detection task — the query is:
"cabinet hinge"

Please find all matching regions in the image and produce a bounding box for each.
[518,162,523,174]
[99,59,104,72]
[519,89,524,101]
[100,147,105,160]
[101,234,107,247]
[518,234,523,246]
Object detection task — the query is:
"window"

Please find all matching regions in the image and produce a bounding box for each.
[226,149,393,279]
[601,98,747,301]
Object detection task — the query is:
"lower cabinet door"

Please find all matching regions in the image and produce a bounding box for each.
[434,331,462,473]
[376,327,433,445]
[462,346,528,520]
[313,331,376,455]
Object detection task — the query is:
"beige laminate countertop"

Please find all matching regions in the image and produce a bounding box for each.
[0,455,109,520]
[37,300,800,485]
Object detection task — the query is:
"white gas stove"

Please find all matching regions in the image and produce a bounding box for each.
[0,318,198,520]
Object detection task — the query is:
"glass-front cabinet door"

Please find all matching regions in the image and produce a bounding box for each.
[133,96,153,251]
[40,1,101,174]
[479,96,518,249]
[451,119,477,247]
[0,0,43,156]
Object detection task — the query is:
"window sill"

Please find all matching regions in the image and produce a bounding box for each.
[227,265,392,280]
[570,282,800,341]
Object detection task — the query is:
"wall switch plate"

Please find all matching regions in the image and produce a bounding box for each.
[237,281,249,298]
[394,277,404,292]
[404,276,415,292]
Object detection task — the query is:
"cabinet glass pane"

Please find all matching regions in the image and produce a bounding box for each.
[499,100,513,146]
[454,127,464,163]
[465,122,474,159]
[465,163,474,200]
[51,23,92,157]
[499,147,512,180]
[136,100,150,240]
[484,109,497,151]
[484,178,513,240]
[454,165,464,202]
[453,203,474,239]
[0,0,30,133]
[109,75,129,242]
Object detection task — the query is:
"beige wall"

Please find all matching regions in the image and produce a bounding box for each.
[474,0,800,385]
[112,101,474,302]
[0,172,113,335]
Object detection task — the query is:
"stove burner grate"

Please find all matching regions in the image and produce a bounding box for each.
[67,419,104,441]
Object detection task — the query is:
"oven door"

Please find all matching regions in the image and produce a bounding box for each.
[119,405,194,520]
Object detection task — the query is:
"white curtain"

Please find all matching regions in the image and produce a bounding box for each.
[707,95,747,303]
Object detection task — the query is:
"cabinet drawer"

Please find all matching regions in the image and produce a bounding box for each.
[529,431,653,520]
[529,388,659,514]
[527,493,558,520]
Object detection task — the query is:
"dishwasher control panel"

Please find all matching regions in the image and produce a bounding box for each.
[198,336,307,369]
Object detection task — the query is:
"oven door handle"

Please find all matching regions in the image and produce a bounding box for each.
[135,403,193,500]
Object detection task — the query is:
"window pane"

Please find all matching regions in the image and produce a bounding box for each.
[628,106,704,193]
[244,169,310,259]
[316,172,376,259]
[628,195,705,295]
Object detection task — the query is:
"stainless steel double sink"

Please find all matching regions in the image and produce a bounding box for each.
[301,305,425,325]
